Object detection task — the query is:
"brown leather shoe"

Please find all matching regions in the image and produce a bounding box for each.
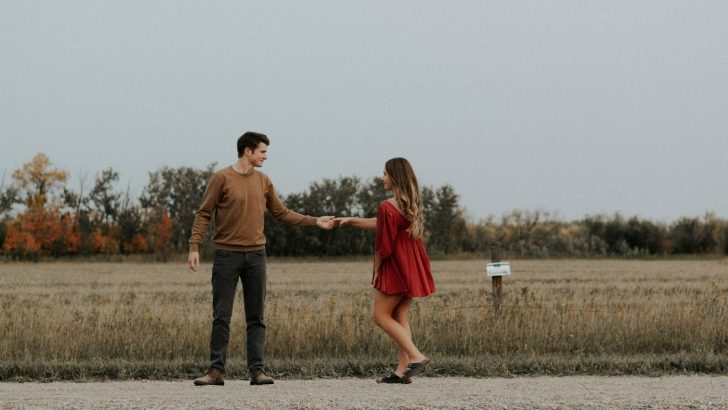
[376,373,412,384]
[193,368,224,386]
[250,368,274,385]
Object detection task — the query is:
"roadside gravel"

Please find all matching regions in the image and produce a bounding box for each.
[1,376,727,409]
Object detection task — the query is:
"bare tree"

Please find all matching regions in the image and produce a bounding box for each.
[0,170,20,217]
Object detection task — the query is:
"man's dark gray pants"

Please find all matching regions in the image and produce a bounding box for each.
[209,248,267,373]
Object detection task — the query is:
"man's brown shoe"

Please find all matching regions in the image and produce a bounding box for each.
[376,373,412,384]
[193,368,225,386]
[250,368,274,385]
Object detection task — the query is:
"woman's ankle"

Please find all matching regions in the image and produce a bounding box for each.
[409,353,427,363]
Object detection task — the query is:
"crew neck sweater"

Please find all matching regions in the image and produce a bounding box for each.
[189,166,317,252]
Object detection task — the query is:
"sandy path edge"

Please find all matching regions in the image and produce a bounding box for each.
[1,376,727,409]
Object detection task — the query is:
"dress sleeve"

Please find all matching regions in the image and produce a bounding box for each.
[375,202,398,261]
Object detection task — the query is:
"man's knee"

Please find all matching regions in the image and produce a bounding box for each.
[212,310,233,325]
[212,303,234,323]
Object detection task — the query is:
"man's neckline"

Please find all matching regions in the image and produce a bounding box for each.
[230,165,255,175]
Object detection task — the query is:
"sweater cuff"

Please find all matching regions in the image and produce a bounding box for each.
[189,242,200,252]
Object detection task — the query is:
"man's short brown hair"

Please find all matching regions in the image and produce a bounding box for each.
[237,132,270,158]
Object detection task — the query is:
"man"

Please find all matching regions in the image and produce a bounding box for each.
[189,131,334,386]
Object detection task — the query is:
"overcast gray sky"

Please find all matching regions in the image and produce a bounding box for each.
[1,1,727,222]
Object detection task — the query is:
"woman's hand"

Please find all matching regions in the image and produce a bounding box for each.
[372,253,382,284]
[333,217,354,227]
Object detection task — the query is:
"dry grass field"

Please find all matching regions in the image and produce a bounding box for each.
[1,259,727,380]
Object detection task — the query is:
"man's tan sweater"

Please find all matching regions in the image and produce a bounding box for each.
[189,166,317,252]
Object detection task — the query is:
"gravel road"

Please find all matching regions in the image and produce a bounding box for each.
[1,376,727,409]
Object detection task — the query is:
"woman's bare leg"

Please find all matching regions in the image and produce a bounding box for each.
[392,297,413,376]
[372,291,426,369]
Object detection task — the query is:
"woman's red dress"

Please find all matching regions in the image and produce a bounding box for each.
[373,200,435,298]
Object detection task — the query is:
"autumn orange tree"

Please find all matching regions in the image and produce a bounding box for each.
[12,153,68,209]
[146,207,173,260]
[2,154,73,258]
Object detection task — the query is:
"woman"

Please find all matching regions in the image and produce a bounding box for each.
[335,157,435,384]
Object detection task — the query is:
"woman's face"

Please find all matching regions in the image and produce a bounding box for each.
[382,168,393,192]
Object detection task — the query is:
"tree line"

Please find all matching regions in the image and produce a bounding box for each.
[1,153,727,261]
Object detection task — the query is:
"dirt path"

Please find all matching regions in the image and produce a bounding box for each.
[1,376,727,409]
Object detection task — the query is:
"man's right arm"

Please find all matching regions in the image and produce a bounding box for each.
[188,174,222,271]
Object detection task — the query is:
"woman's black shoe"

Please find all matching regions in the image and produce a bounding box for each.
[376,373,412,384]
[403,358,430,378]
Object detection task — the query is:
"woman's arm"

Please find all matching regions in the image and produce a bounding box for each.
[334,217,377,231]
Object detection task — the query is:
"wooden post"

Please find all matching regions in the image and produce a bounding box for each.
[491,242,503,312]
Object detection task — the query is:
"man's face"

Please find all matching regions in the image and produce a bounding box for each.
[247,143,268,167]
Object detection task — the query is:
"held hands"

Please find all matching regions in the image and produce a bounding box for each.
[333,217,353,227]
[316,215,336,230]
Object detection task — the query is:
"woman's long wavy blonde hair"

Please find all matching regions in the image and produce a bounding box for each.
[385,157,424,240]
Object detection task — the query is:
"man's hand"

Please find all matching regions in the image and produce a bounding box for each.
[188,251,200,272]
[316,215,335,230]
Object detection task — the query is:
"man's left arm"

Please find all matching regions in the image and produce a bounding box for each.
[266,181,334,229]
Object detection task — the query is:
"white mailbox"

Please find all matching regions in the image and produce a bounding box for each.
[486,261,511,277]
